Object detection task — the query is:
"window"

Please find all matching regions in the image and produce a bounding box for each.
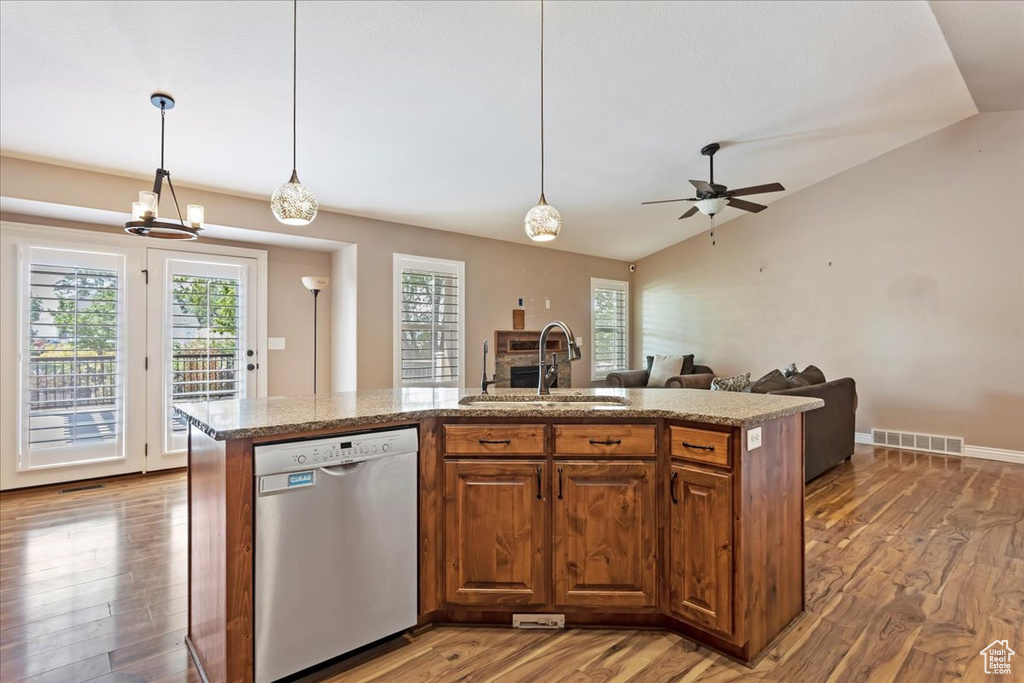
[394,254,465,388]
[591,278,629,380]
[21,247,127,468]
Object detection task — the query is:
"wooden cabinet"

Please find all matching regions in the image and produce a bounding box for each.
[554,424,656,456]
[443,460,548,606]
[669,462,735,636]
[444,424,546,455]
[670,426,731,468]
[553,461,657,607]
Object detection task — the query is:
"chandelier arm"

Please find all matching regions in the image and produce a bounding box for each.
[165,175,187,227]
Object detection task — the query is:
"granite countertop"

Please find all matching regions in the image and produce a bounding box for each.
[174,388,823,441]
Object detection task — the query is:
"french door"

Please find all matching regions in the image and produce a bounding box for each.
[145,251,259,470]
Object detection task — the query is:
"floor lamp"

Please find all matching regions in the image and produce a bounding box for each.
[301,276,329,394]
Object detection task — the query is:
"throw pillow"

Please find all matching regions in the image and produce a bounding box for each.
[782,362,798,377]
[711,372,751,392]
[750,369,788,394]
[800,364,826,385]
[646,354,695,376]
[647,354,694,387]
[785,374,812,388]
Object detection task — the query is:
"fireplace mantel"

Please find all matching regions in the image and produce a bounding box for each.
[493,330,572,388]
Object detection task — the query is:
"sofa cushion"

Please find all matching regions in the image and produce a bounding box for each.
[787,364,826,388]
[647,354,694,387]
[646,354,694,376]
[750,369,788,394]
[711,372,751,392]
[666,373,714,389]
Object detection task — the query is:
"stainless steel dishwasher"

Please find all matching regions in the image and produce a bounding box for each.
[254,427,418,683]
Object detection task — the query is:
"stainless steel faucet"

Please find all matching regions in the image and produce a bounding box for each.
[481,341,496,394]
[538,321,583,395]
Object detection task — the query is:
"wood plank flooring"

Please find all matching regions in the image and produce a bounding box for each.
[1,444,1021,682]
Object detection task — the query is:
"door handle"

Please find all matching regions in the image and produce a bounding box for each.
[536,466,543,500]
[589,439,622,446]
[479,438,511,445]
[681,441,715,451]
[670,471,679,505]
[557,467,563,500]
[319,462,366,477]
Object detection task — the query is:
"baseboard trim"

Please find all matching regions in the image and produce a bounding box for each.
[855,432,1024,465]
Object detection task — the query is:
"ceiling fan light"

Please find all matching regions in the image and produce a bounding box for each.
[525,200,562,241]
[696,198,729,216]
[271,174,319,226]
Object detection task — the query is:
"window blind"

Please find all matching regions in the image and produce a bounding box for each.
[397,260,462,386]
[27,263,120,450]
[592,280,629,378]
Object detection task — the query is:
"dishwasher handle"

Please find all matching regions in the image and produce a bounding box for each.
[318,462,367,477]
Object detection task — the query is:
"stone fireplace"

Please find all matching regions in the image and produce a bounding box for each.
[493,329,572,388]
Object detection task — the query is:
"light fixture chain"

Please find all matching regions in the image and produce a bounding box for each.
[540,0,545,198]
[292,0,298,174]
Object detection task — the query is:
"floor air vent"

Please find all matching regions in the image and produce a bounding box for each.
[871,429,964,456]
[59,483,105,495]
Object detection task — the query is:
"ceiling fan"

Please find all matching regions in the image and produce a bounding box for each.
[642,143,785,220]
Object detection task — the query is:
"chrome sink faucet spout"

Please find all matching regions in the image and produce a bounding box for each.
[538,321,583,395]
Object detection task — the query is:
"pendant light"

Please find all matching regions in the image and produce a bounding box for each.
[271,0,318,226]
[524,0,561,242]
[124,94,204,240]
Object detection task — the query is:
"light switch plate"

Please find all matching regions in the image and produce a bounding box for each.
[545,298,551,310]
[268,337,286,350]
[747,426,762,451]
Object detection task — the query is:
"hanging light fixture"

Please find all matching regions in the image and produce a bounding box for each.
[524,0,561,242]
[271,0,318,226]
[124,94,204,240]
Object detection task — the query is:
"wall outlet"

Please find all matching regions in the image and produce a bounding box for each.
[513,613,564,629]
[268,337,286,350]
[747,426,762,451]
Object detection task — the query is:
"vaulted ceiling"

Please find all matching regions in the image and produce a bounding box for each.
[1,1,1005,260]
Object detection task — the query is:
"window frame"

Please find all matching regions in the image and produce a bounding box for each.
[590,277,630,381]
[393,253,466,389]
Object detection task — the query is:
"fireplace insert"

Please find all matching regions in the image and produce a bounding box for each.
[509,365,556,389]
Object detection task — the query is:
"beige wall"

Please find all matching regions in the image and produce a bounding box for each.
[0,155,628,392]
[0,212,334,397]
[632,112,1024,451]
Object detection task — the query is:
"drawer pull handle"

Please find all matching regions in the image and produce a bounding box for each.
[670,471,679,505]
[681,441,715,452]
[589,438,622,446]
[557,467,564,499]
[536,466,543,500]
[479,438,512,445]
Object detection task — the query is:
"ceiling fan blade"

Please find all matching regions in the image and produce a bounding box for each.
[678,206,700,220]
[641,198,689,205]
[689,180,714,195]
[727,198,767,213]
[728,182,785,197]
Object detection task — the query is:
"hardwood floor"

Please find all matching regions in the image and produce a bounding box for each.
[1,444,1021,682]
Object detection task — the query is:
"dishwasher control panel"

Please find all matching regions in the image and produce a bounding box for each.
[254,427,418,476]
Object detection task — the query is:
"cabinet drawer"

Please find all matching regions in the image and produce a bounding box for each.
[444,424,546,456]
[554,425,656,456]
[670,426,731,467]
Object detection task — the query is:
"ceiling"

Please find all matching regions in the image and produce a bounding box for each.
[929,1,1024,112]
[0,1,984,260]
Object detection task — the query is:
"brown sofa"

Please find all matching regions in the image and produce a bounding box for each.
[768,378,857,482]
[606,358,715,389]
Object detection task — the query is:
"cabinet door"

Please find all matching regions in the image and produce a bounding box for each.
[444,460,548,606]
[553,461,657,608]
[669,463,734,635]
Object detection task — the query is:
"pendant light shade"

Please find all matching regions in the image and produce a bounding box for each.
[272,0,318,226]
[524,0,560,242]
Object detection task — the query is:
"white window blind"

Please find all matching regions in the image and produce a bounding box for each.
[394,255,465,387]
[169,273,242,433]
[591,278,629,380]
[22,247,127,468]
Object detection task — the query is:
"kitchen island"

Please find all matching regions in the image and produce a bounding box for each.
[176,388,822,683]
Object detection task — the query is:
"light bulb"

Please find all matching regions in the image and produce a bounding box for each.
[272,173,318,226]
[187,204,204,227]
[138,191,158,218]
[524,199,562,242]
